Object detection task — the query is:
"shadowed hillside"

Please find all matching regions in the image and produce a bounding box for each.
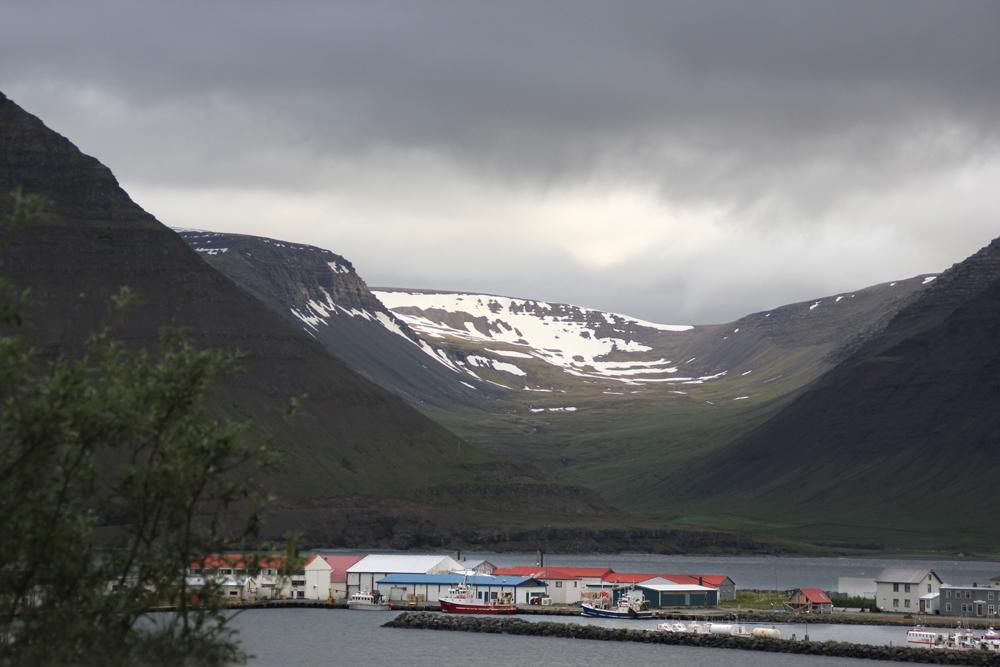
[676,237,1000,551]
[0,90,618,547]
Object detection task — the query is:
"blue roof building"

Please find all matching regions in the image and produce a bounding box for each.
[375,573,547,605]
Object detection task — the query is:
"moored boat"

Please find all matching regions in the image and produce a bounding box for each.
[348,591,390,611]
[906,626,940,647]
[439,583,517,615]
[582,592,653,619]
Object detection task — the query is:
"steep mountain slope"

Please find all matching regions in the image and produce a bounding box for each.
[678,237,1000,550]
[371,282,934,507]
[177,231,493,407]
[0,90,612,546]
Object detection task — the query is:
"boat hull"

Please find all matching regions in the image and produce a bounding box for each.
[581,604,653,619]
[439,599,518,615]
[348,602,391,611]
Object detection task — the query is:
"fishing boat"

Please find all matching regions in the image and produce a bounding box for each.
[906,626,940,647]
[582,591,653,619]
[438,583,517,614]
[347,590,390,611]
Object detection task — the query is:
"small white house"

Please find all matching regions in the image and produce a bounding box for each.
[303,554,364,601]
[346,554,463,597]
[875,568,942,613]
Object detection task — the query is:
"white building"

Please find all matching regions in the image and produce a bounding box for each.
[346,554,463,597]
[493,567,613,605]
[303,554,364,601]
[837,577,876,598]
[875,568,942,614]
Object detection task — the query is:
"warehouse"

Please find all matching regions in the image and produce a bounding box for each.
[346,554,463,597]
[375,573,547,605]
[613,577,719,608]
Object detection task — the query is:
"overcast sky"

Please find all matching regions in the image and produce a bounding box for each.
[2,1,998,323]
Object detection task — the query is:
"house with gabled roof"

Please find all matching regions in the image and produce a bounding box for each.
[875,567,943,613]
[304,554,364,601]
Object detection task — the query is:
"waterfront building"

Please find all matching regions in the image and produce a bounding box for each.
[612,577,719,608]
[787,588,833,614]
[939,583,1000,618]
[493,567,613,604]
[375,573,546,605]
[874,568,942,613]
[600,572,736,601]
[188,554,294,599]
[303,554,364,601]
[837,577,876,598]
[346,554,463,597]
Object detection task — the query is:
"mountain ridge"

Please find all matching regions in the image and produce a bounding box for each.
[0,90,617,547]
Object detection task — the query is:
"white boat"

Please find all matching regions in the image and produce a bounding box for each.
[348,591,390,611]
[906,626,940,647]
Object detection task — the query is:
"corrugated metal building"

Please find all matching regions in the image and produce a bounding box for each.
[375,573,547,604]
[346,554,463,596]
[612,578,719,608]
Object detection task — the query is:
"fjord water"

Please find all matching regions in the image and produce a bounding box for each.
[227,552,1000,665]
[229,609,900,667]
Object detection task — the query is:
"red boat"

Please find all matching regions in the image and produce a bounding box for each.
[439,583,518,615]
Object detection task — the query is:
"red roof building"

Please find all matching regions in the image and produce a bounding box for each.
[305,554,366,583]
[788,587,833,613]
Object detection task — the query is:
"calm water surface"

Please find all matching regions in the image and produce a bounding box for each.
[229,609,905,667]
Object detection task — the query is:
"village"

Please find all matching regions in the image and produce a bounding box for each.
[184,552,1000,623]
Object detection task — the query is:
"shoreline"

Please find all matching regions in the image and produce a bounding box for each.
[383,612,1000,665]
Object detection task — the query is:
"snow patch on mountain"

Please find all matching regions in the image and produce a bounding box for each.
[373,290,707,385]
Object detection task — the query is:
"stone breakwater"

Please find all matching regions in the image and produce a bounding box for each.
[384,613,1000,665]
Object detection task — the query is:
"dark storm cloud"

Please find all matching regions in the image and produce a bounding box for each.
[1,0,998,322]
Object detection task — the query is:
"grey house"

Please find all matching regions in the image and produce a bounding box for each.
[940,583,1000,618]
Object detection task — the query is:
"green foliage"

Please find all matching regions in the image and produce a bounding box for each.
[829,595,876,610]
[0,192,280,666]
[719,589,789,610]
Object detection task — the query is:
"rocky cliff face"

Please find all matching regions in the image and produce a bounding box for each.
[178,231,487,406]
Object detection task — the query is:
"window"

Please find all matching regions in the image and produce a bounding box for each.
[927,584,932,593]
[573,581,578,588]
[990,605,996,615]
[555,581,563,588]
[904,599,910,608]
[946,603,952,612]
[893,583,899,592]
[945,590,951,598]
[989,592,994,601]
[893,598,899,608]
[966,591,972,599]
[904,584,911,593]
